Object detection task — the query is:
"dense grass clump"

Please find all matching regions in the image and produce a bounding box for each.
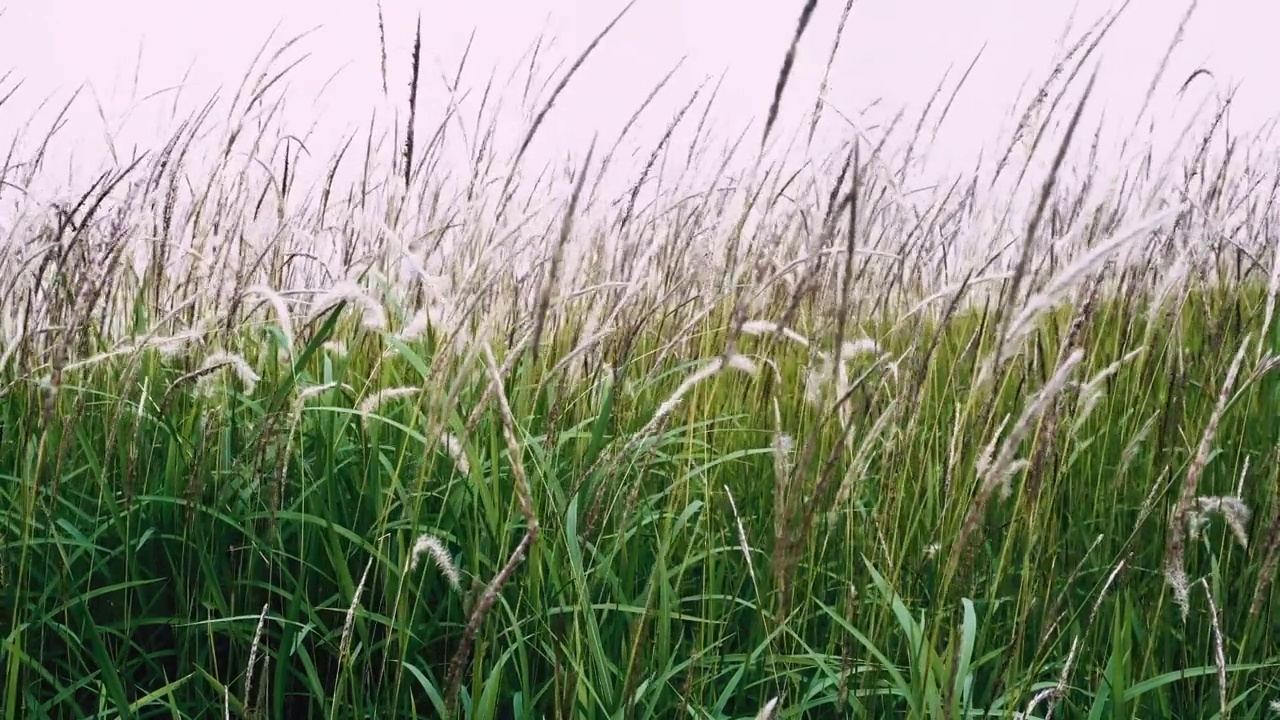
[2,6,1280,719]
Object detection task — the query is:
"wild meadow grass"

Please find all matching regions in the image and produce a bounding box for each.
[2,5,1280,718]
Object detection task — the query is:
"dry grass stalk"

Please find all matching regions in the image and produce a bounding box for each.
[725,485,759,593]
[1020,636,1080,720]
[761,0,818,147]
[531,139,594,361]
[1201,578,1229,720]
[443,343,541,717]
[949,350,1084,584]
[336,557,373,676]
[243,602,270,710]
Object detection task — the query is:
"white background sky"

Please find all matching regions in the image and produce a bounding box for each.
[0,0,1274,196]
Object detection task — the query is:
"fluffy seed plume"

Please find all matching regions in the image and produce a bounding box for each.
[951,350,1083,576]
[396,308,432,343]
[438,432,471,475]
[1188,495,1252,549]
[740,319,812,347]
[753,697,780,720]
[726,353,760,376]
[409,533,462,591]
[803,337,880,408]
[1071,348,1144,433]
[197,351,260,395]
[245,284,295,351]
[357,386,421,421]
[309,281,387,331]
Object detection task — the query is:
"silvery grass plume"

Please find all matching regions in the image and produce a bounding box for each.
[295,382,344,404]
[408,532,462,591]
[1018,637,1081,720]
[0,332,28,379]
[394,309,432,344]
[1165,335,1249,622]
[634,351,760,442]
[1258,236,1280,363]
[1070,347,1145,434]
[1119,412,1158,472]
[357,386,421,426]
[379,307,432,361]
[1144,229,1201,333]
[194,351,260,396]
[549,322,617,385]
[292,382,355,417]
[1187,496,1252,549]
[307,280,388,331]
[1027,550,1128,720]
[772,430,795,485]
[950,350,1084,576]
[60,324,207,375]
[63,345,148,374]
[574,346,765,536]
[438,432,471,476]
[770,392,794,559]
[833,397,900,507]
[243,284,295,353]
[145,330,207,359]
[754,697,780,720]
[983,206,1182,383]
[388,292,467,355]
[739,319,812,348]
[442,341,544,714]
[978,351,1084,499]
[803,337,880,410]
[894,272,1014,326]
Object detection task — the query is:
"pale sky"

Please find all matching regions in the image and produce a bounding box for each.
[1,0,1275,198]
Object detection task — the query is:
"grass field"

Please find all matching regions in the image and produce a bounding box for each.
[2,5,1279,719]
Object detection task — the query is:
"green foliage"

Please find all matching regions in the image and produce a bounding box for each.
[2,288,1277,718]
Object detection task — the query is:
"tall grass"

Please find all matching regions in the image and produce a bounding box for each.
[1,5,1278,719]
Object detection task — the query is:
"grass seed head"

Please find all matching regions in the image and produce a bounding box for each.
[753,697,780,720]
[357,386,421,421]
[439,432,470,475]
[197,351,260,395]
[409,533,463,591]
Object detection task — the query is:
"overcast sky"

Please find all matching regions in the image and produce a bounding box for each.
[1,0,1274,197]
